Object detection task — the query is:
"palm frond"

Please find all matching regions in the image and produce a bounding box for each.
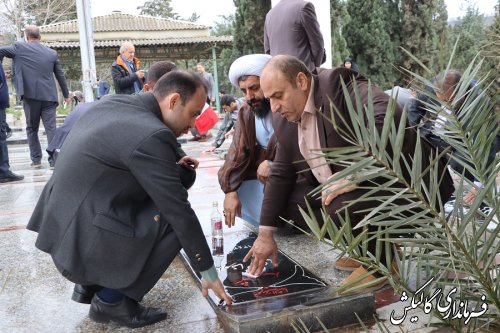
[302,53,499,330]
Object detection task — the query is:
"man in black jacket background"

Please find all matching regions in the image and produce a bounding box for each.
[111,41,145,95]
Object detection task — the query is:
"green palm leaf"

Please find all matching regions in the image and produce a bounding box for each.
[301,50,499,331]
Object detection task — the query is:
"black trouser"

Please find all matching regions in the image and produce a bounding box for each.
[0,108,10,176]
[284,175,434,268]
[282,177,395,267]
[58,223,182,302]
[117,223,181,301]
[23,98,58,164]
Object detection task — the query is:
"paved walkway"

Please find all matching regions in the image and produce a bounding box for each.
[0,124,451,332]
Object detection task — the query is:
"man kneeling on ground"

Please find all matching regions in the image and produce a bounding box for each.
[27,70,232,328]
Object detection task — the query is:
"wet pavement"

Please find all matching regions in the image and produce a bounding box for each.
[1,129,229,333]
[1,122,448,332]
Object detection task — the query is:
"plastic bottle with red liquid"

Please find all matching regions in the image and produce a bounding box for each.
[211,201,224,269]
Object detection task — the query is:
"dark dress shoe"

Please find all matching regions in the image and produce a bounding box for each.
[198,133,213,142]
[71,284,102,304]
[188,135,201,141]
[0,171,24,183]
[89,295,167,328]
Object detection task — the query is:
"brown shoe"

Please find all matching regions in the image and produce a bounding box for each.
[334,257,362,271]
[339,266,389,295]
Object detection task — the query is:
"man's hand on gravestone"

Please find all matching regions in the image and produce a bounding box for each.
[201,277,233,305]
[243,228,278,277]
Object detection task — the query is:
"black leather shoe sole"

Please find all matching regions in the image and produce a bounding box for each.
[71,284,102,304]
[89,309,168,328]
[0,177,23,183]
[0,172,24,183]
[89,295,167,328]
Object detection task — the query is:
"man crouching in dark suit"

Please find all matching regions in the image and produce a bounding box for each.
[27,70,232,328]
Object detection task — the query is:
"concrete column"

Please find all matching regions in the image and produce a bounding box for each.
[270,0,332,69]
[212,46,221,112]
[76,0,97,102]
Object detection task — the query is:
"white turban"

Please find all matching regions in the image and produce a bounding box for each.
[228,54,272,88]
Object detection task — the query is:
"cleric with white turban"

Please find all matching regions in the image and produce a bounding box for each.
[228,54,272,88]
[218,53,275,229]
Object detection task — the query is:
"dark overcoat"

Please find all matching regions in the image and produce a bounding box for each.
[27,93,212,293]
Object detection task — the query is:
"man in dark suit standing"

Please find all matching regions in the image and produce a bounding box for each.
[0,25,71,168]
[27,70,232,328]
[264,0,325,73]
[243,55,454,293]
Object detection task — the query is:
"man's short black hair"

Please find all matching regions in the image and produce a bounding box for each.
[146,61,177,85]
[153,70,207,104]
[220,94,236,107]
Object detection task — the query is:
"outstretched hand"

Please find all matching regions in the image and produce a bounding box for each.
[463,187,478,206]
[224,128,235,139]
[243,229,278,277]
[136,70,145,79]
[201,278,232,305]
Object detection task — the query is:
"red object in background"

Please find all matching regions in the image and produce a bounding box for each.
[195,104,218,134]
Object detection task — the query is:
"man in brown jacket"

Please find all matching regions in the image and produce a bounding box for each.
[243,55,454,293]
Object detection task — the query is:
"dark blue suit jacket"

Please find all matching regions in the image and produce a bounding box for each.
[0,41,69,102]
[0,62,8,110]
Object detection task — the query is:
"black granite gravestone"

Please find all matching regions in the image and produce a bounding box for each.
[218,233,327,304]
[180,225,375,333]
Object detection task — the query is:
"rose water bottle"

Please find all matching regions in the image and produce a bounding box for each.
[211,201,224,268]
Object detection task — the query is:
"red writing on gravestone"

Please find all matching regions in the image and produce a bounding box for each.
[262,272,280,278]
[253,287,288,297]
[235,278,251,287]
